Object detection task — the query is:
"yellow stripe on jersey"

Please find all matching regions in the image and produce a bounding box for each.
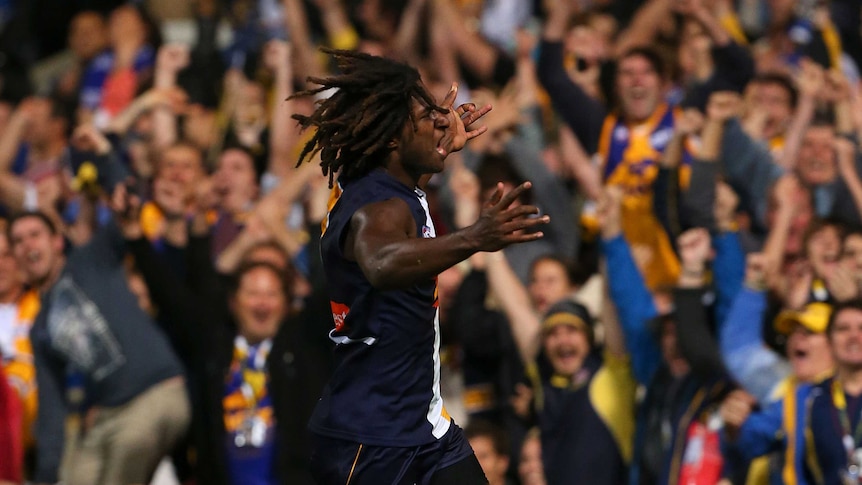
[781,375,799,485]
[321,182,343,236]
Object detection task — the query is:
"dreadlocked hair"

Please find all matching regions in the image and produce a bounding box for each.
[290,48,443,187]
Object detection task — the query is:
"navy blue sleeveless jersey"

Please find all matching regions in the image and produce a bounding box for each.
[309,169,450,446]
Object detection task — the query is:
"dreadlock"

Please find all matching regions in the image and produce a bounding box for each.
[290,48,445,187]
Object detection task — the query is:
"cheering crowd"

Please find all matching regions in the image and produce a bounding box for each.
[2,0,862,484]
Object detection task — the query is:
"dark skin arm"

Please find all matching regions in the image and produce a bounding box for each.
[345,182,549,290]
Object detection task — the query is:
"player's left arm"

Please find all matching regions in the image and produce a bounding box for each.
[348,183,546,290]
[347,197,474,290]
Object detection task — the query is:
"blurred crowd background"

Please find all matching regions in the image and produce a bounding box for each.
[1,0,862,484]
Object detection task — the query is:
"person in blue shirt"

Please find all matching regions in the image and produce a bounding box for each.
[725,299,862,485]
[289,48,550,485]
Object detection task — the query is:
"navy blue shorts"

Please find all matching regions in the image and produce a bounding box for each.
[309,422,487,485]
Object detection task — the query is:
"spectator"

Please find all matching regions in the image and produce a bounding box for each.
[448,256,525,428]
[484,241,635,485]
[79,5,158,127]
[719,62,861,235]
[115,182,330,484]
[723,254,834,403]
[741,72,797,154]
[721,259,834,484]
[527,255,581,317]
[725,300,862,485]
[518,427,547,485]
[792,219,851,307]
[0,97,70,181]
[139,142,207,243]
[538,0,695,290]
[674,0,756,111]
[445,156,580,459]
[465,419,513,485]
[602,183,736,484]
[8,208,189,484]
[0,223,38,480]
[210,146,262,256]
[30,11,109,102]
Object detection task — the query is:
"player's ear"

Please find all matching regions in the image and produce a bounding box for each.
[387,139,398,149]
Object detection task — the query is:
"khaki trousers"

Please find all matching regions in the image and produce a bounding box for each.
[60,377,190,485]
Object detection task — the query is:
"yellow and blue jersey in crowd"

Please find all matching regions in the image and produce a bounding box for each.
[223,337,278,485]
[311,168,450,446]
[741,376,816,485]
[597,104,691,291]
[528,351,636,485]
[731,377,858,485]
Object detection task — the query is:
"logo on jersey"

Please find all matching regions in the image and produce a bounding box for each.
[422,225,433,238]
[330,301,350,332]
[649,127,673,150]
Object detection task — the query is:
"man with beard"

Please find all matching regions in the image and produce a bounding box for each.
[524,299,636,485]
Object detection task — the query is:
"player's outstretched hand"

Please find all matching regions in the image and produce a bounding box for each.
[465,181,549,252]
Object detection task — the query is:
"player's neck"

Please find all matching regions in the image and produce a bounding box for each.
[382,162,420,189]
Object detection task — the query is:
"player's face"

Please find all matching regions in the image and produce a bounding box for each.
[543,324,590,377]
[830,308,862,369]
[398,99,452,175]
[232,267,288,343]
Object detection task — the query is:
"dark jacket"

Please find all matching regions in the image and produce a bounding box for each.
[127,228,332,485]
[634,288,732,485]
[603,235,737,484]
[32,220,184,482]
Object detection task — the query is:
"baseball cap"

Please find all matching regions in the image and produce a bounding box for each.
[774,302,832,335]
